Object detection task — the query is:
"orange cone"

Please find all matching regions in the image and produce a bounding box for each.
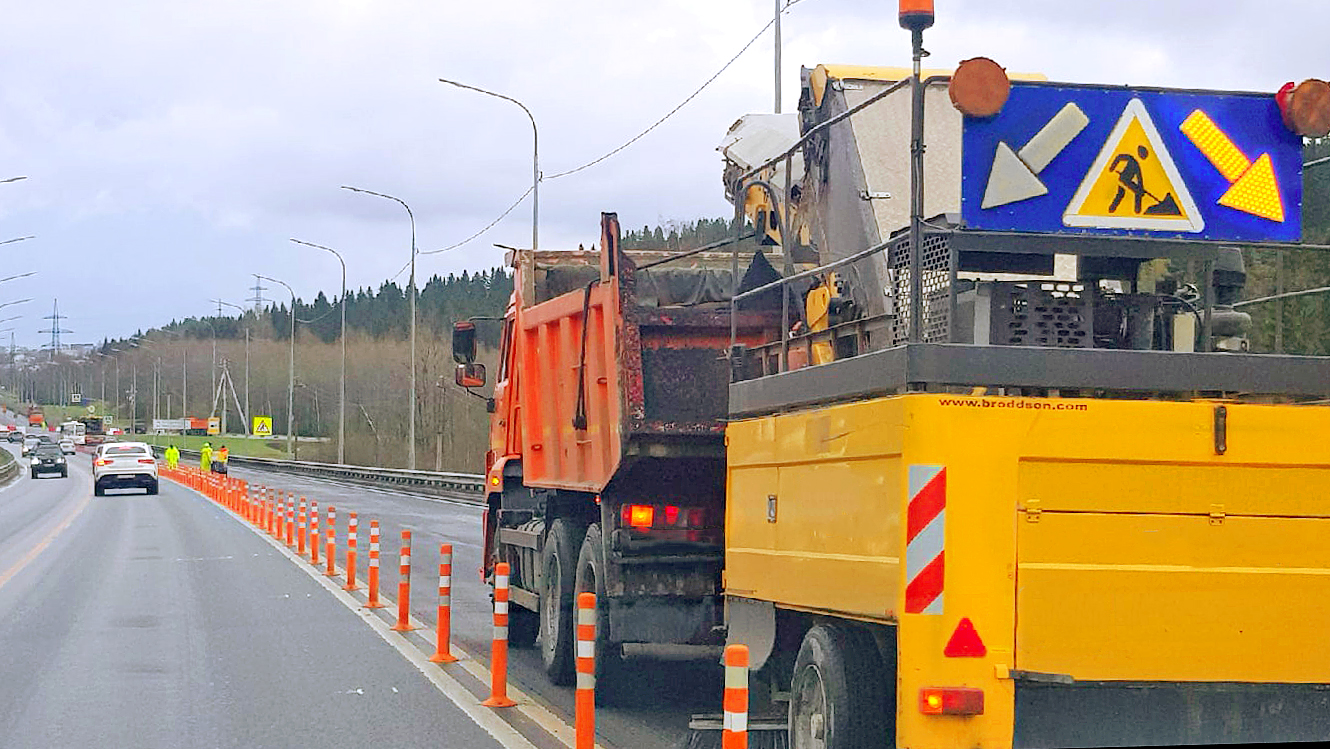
[391,530,414,631]
[482,562,517,708]
[429,544,457,663]
[576,592,597,748]
[366,520,385,608]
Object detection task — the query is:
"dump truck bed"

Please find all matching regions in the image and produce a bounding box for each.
[510,214,779,493]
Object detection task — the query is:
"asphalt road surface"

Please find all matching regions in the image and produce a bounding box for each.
[221,463,726,749]
[0,443,536,749]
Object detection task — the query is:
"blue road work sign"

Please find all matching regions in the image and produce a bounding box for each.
[961,83,1303,243]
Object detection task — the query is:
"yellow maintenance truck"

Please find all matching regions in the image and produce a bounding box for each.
[715,14,1330,748]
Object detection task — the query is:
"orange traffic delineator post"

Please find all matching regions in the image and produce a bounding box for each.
[429,544,457,663]
[576,592,597,748]
[270,495,281,538]
[723,645,750,749]
[310,501,320,565]
[343,512,359,590]
[297,497,307,556]
[325,506,337,577]
[365,520,386,608]
[482,562,517,708]
[391,530,415,631]
[285,492,296,548]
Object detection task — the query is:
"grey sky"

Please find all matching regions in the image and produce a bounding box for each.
[0,0,1323,348]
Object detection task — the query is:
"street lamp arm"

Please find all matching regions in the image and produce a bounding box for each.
[0,271,37,284]
[437,77,538,252]
[0,236,35,247]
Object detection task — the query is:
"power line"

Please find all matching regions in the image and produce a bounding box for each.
[411,3,810,260]
[420,185,534,256]
[544,1,807,181]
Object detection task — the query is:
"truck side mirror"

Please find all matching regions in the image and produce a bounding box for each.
[455,362,486,389]
[452,321,477,364]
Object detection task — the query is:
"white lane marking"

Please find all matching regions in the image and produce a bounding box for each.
[171,478,546,749]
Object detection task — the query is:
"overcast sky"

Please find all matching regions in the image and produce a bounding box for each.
[0,0,1323,348]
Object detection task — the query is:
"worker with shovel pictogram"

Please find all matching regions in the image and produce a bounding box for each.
[1108,145,1181,216]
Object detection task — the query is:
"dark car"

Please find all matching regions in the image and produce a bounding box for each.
[31,444,69,479]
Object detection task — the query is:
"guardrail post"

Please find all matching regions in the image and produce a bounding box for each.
[392,530,414,632]
[366,520,385,609]
[576,592,597,748]
[343,512,359,590]
[482,562,517,708]
[429,544,457,663]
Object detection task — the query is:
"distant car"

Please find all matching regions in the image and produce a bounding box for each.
[58,438,75,455]
[21,435,40,457]
[93,441,158,496]
[30,444,69,479]
[6,430,23,443]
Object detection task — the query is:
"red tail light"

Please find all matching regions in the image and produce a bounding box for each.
[919,687,984,715]
[622,504,655,529]
[94,458,110,467]
[139,458,156,465]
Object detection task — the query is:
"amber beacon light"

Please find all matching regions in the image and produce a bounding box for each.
[899,0,934,30]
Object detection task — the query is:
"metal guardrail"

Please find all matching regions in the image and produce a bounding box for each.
[0,449,18,485]
[149,446,485,502]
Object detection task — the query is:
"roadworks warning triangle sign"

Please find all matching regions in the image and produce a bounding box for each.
[1064,98,1204,232]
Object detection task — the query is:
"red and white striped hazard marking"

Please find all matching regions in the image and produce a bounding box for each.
[905,464,946,615]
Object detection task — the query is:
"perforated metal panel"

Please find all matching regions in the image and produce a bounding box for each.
[992,282,1091,347]
[891,231,953,344]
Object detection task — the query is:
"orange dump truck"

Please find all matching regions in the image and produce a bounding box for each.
[452,213,780,687]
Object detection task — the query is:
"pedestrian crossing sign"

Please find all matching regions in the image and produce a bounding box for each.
[252,416,272,437]
[1064,98,1203,232]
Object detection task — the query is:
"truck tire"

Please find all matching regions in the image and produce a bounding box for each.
[789,624,889,749]
[540,518,582,685]
[574,523,625,705]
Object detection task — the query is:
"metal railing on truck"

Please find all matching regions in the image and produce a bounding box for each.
[149,446,484,501]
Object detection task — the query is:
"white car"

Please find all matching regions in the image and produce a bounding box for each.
[58,438,75,455]
[92,441,159,496]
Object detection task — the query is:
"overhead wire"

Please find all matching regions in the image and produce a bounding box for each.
[412,0,812,260]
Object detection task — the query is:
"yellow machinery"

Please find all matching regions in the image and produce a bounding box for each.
[715,22,1330,746]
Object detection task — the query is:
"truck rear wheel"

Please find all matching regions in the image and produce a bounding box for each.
[540,518,582,685]
[575,523,625,705]
[789,624,888,749]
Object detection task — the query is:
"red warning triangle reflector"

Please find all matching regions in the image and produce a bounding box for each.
[944,617,987,657]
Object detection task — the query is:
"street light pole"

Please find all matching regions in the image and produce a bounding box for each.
[290,238,347,464]
[438,78,539,252]
[341,185,418,469]
[259,275,297,459]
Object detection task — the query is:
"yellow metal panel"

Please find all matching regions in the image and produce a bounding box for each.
[1018,511,1330,683]
[1020,460,1330,517]
[726,399,905,617]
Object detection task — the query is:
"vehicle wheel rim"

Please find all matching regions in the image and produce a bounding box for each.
[542,555,561,656]
[792,663,829,749]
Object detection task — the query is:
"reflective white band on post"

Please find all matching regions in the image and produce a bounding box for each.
[577,672,595,690]
[494,625,507,639]
[495,600,508,615]
[722,712,748,733]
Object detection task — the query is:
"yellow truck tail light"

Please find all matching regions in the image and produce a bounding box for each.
[919,687,984,716]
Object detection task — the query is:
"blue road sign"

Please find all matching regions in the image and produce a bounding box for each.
[961,83,1303,243]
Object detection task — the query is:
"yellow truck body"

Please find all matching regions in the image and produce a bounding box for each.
[727,393,1330,748]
